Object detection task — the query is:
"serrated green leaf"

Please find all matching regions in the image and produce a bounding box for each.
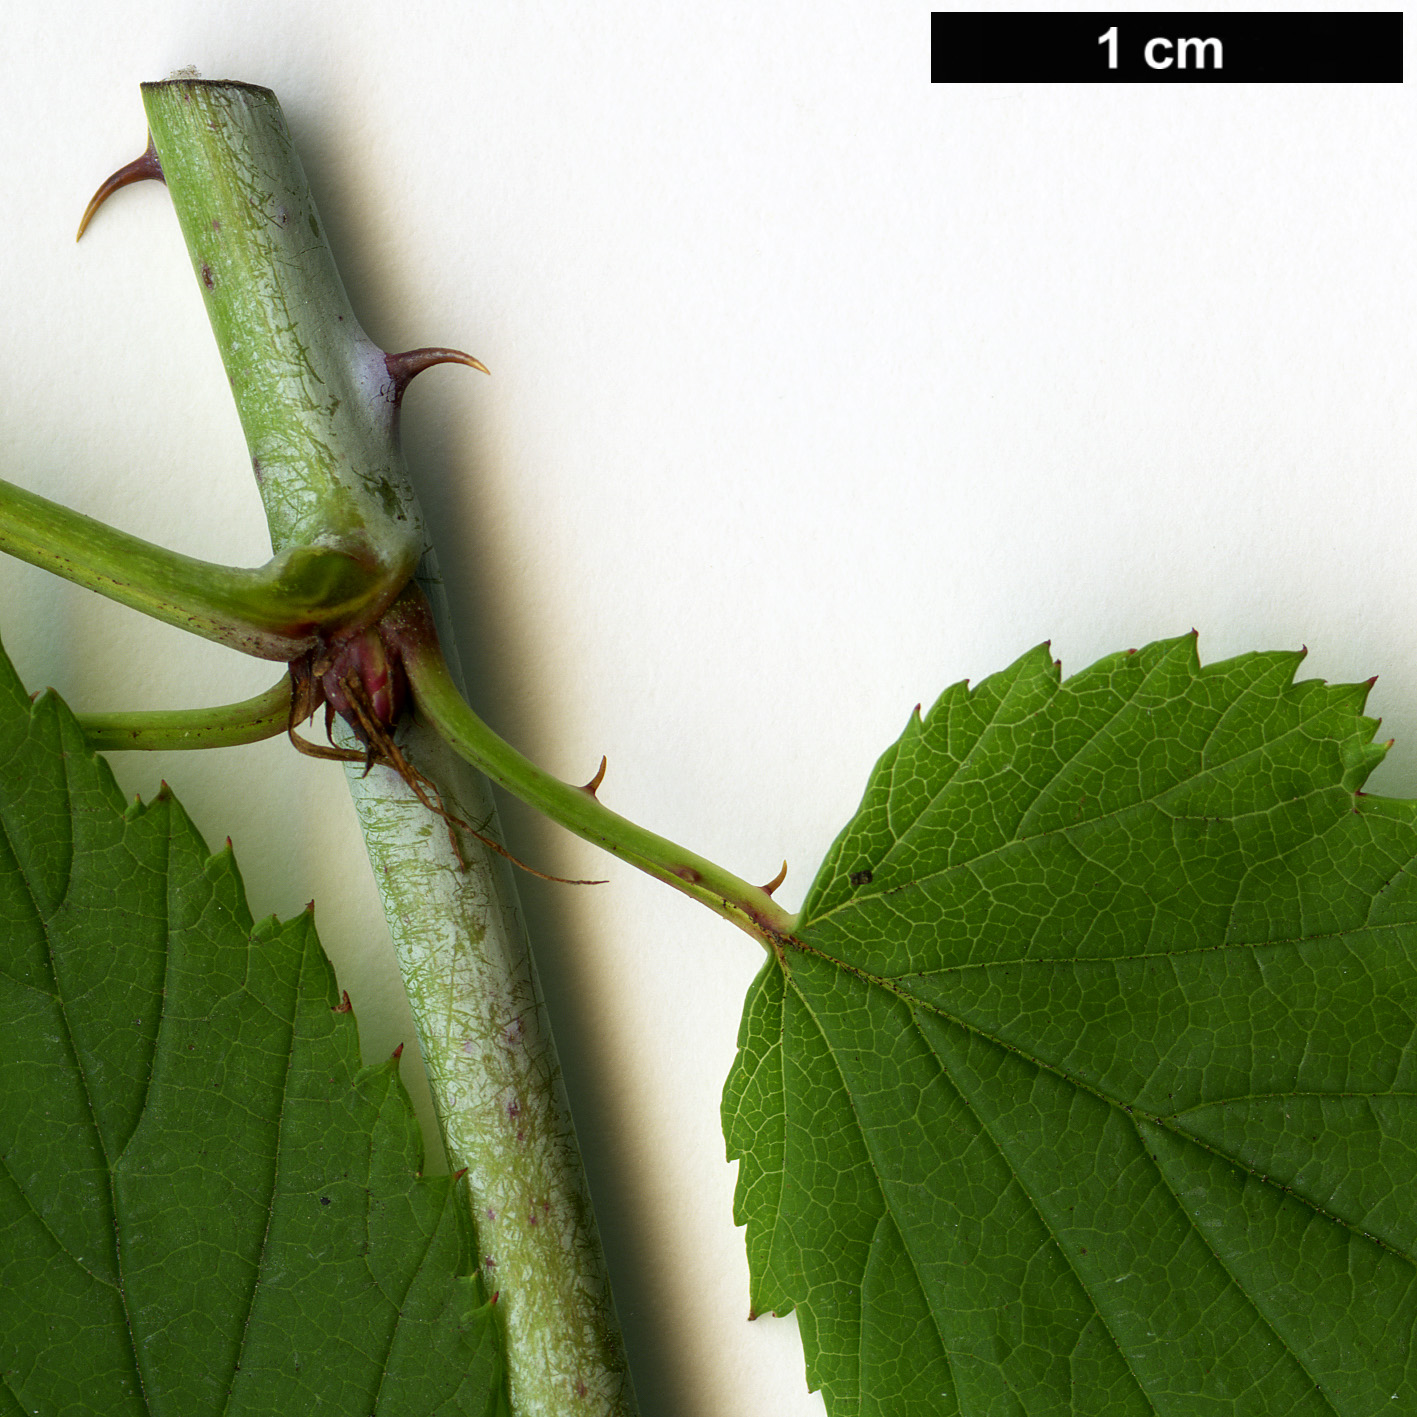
[0,639,508,1417]
[725,632,1417,1415]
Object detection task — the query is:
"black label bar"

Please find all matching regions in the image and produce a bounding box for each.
[931,12,1402,82]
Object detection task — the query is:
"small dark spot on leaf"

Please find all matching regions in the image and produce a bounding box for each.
[319,1196,331,1207]
[850,869,873,887]
[201,263,214,289]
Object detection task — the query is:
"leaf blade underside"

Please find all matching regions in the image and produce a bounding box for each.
[0,639,507,1417]
[726,633,1417,1415]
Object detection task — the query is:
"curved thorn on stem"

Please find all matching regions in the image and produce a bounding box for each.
[76,136,165,241]
[384,347,490,406]
[760,860,788,897]
[580,755,608,796]
[759,861,793,895]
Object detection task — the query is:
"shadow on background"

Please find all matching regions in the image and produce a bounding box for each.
[294,107,684,1415]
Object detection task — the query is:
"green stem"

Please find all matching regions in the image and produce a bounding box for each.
[0,477,386,660]
[342,678,634,1414]
[78,675,291,751]
[140,77,638,1416]
[391,592,795,947]
[142,80,427,577]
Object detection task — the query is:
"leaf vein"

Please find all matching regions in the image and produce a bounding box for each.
[907,1011,1161,1416]
[784,973,960,1409]
[0,1147,121,1291]
[216,928,298,1417]
[1141,1126,1344,1416]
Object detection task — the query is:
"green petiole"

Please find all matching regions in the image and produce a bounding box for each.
[0,477,391,660]
[77,674,291,751]
[388,590,797,947]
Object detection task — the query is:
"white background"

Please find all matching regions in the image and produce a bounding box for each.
[1,5,1413,1413]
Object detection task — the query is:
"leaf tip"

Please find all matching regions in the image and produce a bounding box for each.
[451,1165,468,1183]
[391,1042,405,1061]
[203,836,238,874]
